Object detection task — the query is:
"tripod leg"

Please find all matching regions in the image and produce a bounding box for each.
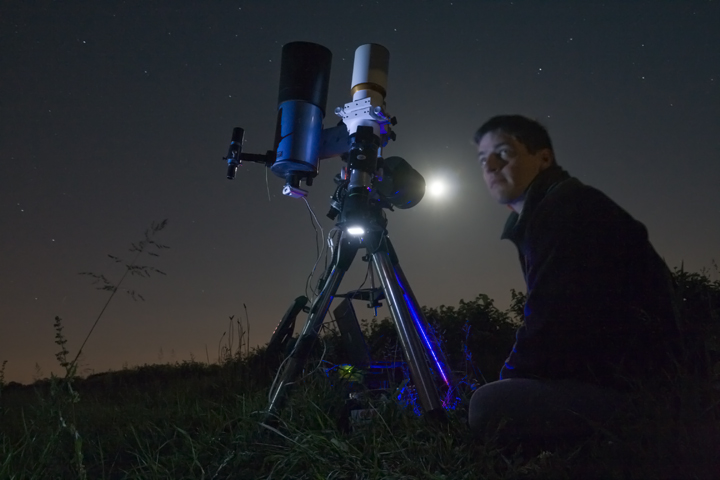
[266,295,308,363]
[370,239,444,416]
[265,235,358,419]
[393,264,455,391]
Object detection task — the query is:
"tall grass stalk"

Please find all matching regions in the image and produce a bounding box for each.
[73,219,169,375]
[2,220,170,479]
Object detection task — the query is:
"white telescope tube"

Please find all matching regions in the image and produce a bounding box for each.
[351,44,389,104]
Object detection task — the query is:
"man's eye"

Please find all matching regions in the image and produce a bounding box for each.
[498,149,512,160]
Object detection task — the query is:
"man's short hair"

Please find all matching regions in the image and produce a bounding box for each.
[474,115,556,163]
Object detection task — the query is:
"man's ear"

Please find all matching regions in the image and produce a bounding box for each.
[538,149,554,171]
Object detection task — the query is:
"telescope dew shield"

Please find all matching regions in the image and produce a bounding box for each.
[271,42,332,179]
[351,44,389,103]
[337,44,390,139]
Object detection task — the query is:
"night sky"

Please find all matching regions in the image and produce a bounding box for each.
[1,1,718,385]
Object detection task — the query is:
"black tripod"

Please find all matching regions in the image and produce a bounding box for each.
[265,202,455,420]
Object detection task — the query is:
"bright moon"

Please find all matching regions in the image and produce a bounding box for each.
[428,179,446,197]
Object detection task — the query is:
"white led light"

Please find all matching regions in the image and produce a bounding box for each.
[347,226,365,236]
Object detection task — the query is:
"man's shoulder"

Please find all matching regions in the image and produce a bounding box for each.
[528,176,645,242]
[542,176,627,216]
[547,176,600,200]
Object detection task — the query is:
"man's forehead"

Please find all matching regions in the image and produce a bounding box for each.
[477,130,516,151]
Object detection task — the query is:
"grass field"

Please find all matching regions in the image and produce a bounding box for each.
[2,307,719,479]
[2,232,719,478]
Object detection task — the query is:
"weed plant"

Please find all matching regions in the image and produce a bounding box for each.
[1,259,719,478]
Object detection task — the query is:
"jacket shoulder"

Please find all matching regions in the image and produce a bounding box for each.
[541,177,637,221]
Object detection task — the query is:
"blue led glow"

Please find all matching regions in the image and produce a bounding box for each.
[397,366,423,416]
[392,267,459,410]
[395,274,451,386]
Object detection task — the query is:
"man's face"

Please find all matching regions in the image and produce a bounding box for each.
[477,130,552,207]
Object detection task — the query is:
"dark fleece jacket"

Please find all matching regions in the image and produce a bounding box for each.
[500,165,679,390]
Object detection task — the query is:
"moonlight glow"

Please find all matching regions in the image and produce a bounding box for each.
[427,179,447,198]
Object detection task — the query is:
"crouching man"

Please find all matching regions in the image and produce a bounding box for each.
[469,115,680,446]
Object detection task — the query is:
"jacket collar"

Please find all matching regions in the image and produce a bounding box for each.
[500,165,571,245]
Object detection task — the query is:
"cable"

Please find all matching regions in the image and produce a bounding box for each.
[266,323,331,406]
[297,323,330,380]
[267,199,328,408]
[267,349,295,404]
[305,227,342,302]
[265,167,271,202]
[303,197,323,259]
[302,198,327,300]
[356,260,373,293]
[326,226,341,271]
